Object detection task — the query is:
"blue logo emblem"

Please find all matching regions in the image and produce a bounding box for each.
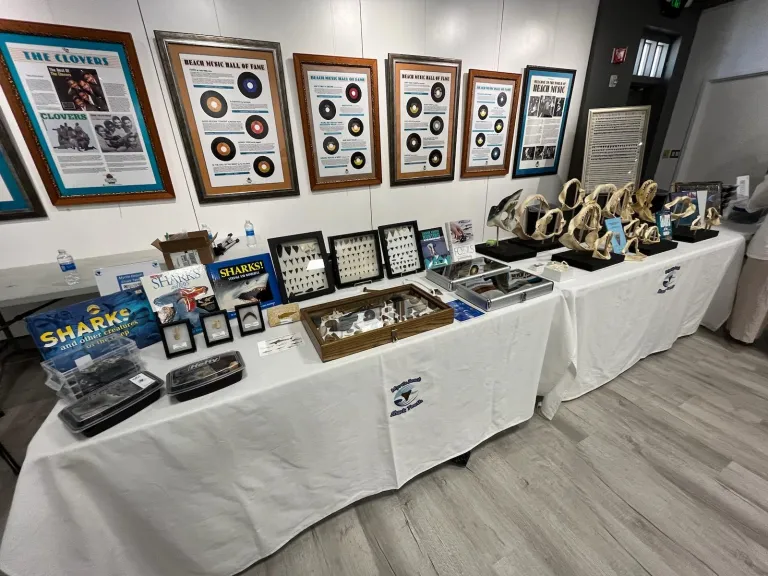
[658,265,680,294]
[394,383,418,407]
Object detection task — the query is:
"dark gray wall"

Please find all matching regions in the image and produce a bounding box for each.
[568,0,702,182]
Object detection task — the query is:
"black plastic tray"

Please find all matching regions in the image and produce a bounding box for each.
[166,351,245,402]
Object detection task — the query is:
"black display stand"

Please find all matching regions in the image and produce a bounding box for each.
[673,227,719,243]
[511,237,562,253]
[475,240,536,263]
[558,250,625,271]
[639,239,678,256]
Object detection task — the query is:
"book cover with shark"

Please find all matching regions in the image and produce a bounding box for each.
[207,254,281,318]
[140,264,215,333]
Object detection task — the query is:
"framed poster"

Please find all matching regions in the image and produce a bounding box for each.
[0,19,174,206]
[156,31,298,203]
[386,53,461,186]
[293,53,381,191]
[460,69,521,178]
[0,111,45,220]
[512,66,576,178]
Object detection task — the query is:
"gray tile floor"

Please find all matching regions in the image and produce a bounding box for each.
[1,329,767,575]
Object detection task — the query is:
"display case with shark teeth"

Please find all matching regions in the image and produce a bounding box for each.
[268,231,335,303]
[378,220,425,278]
[328,230,385,288]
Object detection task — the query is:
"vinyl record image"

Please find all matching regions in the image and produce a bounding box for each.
[237,72,262,99]
[431,82,446,102]
[428,149,442,167]
[494,119,504,133]
[475,133,486,147]
[430,117,444,135]
[253,156,275,178]
[200,90,228,118]
[323,136,340,155]
[210,137,236,161]
[406,133,421,152]
[491,147,501,161]
[348,118,364,137]
[406,97,422,118]
[351,151,366,170]
[478,105,488,120]
[318,99,336,120]
[497,92,507,107]
[345,83,362,103]
[245,115,269,140]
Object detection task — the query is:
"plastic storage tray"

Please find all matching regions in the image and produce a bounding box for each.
[58,371,164,437]
[166,351,245,401]
[41,336,144,401]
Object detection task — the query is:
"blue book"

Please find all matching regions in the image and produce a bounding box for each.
[207,254,281,318]
[448,300,484,322]
[656,210,673,239]
[26,287,161,368]
[604,217,627,254]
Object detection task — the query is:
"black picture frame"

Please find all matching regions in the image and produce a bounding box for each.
[327,230,385,289]
[386,53,462,186]
[200,310,234,347]
[512,65,576,179]
[235,302,266,336]
[268,231,335,303]
[0,111,46,221]
[378,220,426,278]
[159,319,197,359]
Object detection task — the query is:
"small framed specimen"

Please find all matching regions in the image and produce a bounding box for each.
[512,65,576,178]
[293,53,382,191]
[235,302,265,336]
[386,53,462,186]
[268,231,335,303]
[200,310,233,347]
[461,69,521,178]
[328,230,385,289]
[159,319,197,359]
[156,31,299,203]
[0,111,45,220]
[0,19,174,205]
[378,220,425,278]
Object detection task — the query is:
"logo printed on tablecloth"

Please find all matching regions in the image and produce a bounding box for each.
[658,265,680,294]
[390,377,423,417]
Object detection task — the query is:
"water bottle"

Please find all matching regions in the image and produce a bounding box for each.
[200,223,213,241]
[57,249,79,285]
[244,220,256,247]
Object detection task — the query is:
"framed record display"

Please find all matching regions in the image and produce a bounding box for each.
[386,53,461,186]
[0,19,174,206]
[293,54,382,191]
[512,66,575,178]
[156,31,299,203]
[461,69,521,178]
[0,111,45,220]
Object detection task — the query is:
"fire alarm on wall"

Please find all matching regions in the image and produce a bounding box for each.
[611,47,628,64]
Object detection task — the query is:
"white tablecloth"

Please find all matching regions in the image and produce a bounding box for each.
[0,280,559,576]
[537,230,745,418]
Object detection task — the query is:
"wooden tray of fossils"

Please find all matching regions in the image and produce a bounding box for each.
[300,284,454,362]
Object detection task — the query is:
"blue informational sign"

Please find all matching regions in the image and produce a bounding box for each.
[605,217,627,253]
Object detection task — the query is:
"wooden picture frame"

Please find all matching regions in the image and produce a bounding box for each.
[293,53,382,191]
[267,230,335,303]
[512,65,576,179]
[378,220,426,278]
[0,111,45,220]
[460,69,521,178]
[386,53,462,186]
[0,19,174,205]
[156,31,299,203]
[327,229,385,289]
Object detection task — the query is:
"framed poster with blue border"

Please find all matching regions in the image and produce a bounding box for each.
[512,65,576,179]
[0,19,174,206]
[0,111,45,220]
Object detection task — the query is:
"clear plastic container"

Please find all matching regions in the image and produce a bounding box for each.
[41,336,144,401]
[166,351,245,401]
[58,371,164,437]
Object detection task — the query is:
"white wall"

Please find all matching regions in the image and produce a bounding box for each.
[0,0,598,270]
[655,0,768,189]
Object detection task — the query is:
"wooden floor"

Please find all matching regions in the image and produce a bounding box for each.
[1,329,768,576]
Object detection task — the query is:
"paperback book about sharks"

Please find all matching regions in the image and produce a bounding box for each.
[207,254,281,319]
[140,265,216,333]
